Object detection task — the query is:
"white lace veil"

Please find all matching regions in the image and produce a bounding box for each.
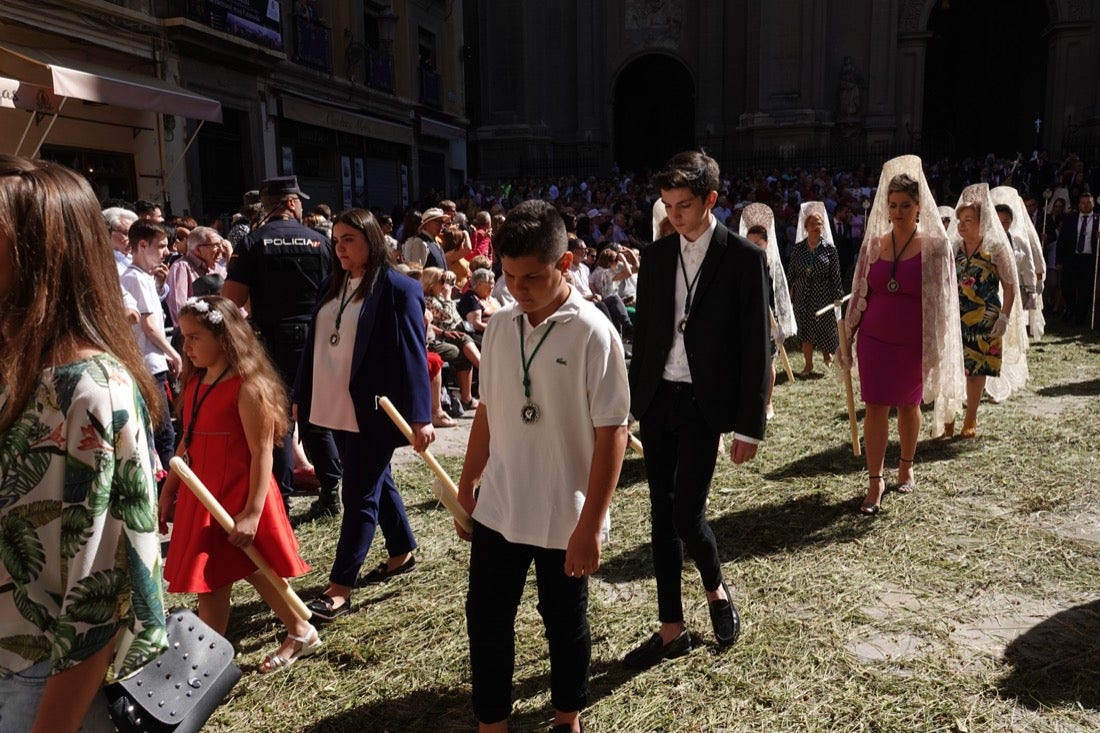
[1047,186,1070,214]
[938,205,958,241]
[795,201,835,246]
[956,183,1028,402]
[651,198,667,241]
[739,203,797,338]
[843,155,964,437]
[991,185,1045,339]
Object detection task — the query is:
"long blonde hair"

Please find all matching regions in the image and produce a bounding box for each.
[176,296,289,440]
[0,155,163,432]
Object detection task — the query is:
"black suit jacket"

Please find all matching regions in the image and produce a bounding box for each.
[1057,212,1099,265]
[628,221,771,438]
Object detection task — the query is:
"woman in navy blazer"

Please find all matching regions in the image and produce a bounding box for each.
[293,208,435,622]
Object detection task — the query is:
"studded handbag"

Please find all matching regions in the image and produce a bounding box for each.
[104,608,242,733]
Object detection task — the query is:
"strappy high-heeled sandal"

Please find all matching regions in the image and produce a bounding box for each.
[859,475,884,515]
[896,457,916,494]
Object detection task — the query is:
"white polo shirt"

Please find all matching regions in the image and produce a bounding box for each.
[474,286,630,550]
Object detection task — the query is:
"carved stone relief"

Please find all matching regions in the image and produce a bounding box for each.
[624,0,683,49]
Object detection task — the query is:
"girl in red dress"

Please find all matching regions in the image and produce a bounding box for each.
[159,296,318,673]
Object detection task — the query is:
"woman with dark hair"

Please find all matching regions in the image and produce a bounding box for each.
[841,156,964,515]
[0,154,167,731]
[293,208,435,621]
[397,208,422,252]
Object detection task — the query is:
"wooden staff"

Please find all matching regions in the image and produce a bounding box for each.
[376,396,473,533]
[169,457,311,621]
[769,309,795,383]
[627,433,644,457]
[1092,241,1099,331]
[815,295,860,456]
[837,319,861,456]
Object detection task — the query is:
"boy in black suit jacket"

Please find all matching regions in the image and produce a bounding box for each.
[624,150,771,669]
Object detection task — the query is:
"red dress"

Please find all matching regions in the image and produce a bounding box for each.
[164,375,309,593]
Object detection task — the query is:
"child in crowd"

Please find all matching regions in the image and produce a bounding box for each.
[158,296,318,673]
[456,199,630,733]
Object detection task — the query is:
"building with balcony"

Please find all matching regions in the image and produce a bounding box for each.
[0,0,469,221]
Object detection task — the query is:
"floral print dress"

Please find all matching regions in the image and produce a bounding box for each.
[956,248,1003,376]
[0,354,167,680]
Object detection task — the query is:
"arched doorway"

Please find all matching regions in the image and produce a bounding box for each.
[612,54,694,178]
[922,0,1050,157]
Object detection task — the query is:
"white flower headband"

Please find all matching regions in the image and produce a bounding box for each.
[183,297,225,326]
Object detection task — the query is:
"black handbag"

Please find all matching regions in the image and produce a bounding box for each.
[105,608,242,733]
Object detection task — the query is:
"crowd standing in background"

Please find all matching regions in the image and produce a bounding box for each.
[2,145,1098,731]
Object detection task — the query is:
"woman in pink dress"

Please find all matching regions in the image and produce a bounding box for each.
[841,156,964,515]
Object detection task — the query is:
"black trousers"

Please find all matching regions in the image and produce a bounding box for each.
[1065,252,1097,324]
[465,521,590,724]
[265,329,341,498]
[639,380,724,623]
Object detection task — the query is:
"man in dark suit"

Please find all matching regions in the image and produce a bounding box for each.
[1056,190,1098,325]
[833,203,858,289]
[623,150,771,669]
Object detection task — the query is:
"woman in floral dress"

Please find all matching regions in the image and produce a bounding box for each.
[952,183,1018,438]
[0,155,167,731]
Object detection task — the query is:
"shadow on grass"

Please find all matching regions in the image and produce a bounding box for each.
[300,685,472,733]
[1035,378,1100,397]
[599,491,876,584]
[772,425,980,481]
[997,599,1100,710]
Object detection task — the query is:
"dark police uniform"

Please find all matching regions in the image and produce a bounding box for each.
[227,215,337,500]
[229,217,332,377]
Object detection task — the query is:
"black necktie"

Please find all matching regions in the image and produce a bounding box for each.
[1079,215,1091,254]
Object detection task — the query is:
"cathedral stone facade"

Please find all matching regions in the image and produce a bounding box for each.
[464,0,1100,178]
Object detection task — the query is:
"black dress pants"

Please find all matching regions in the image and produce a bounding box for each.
[639,380,724,623]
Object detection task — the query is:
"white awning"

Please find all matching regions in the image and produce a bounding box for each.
[0,43,222,122]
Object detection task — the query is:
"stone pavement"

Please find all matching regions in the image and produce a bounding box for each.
[389,410,475,469]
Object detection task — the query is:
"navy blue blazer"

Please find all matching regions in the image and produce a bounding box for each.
[293,266,432,452]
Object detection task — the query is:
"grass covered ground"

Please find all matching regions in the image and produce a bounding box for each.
[177,321,1100,732]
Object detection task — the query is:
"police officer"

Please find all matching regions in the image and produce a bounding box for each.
[222,176,342,514]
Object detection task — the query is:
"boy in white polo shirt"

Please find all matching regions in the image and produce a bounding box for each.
[456,200,630,733]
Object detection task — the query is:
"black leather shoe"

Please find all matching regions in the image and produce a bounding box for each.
[362,555,416,584]
[709,581,741,646]
[622,630,691,669]
[309,490,341,517]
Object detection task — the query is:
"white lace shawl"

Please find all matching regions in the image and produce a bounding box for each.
[739,203,797,338]
[967,235,1029,402]
[991,185,1046,339]
[953,182,1028,404]
[938,205,958,241]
